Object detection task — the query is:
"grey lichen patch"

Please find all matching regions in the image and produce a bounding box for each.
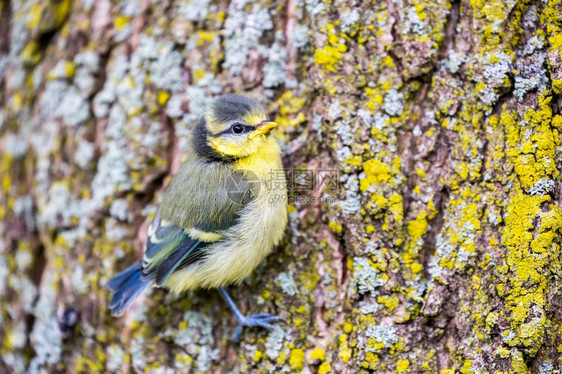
[106,344,126,372]
[291,24,310,50]
[196,346,219,373]
[7,321,27,350]
[29,317,62,373]
[262,35,290,88]
[2,351,25,373]
[55,86,90,127]
[442,50,466,74]
[173,311,215,346]
[28,272,62,374]
[339,174,361,214]
[383,89,404,117]
[73,50,100,94]
[364,323,399,351]
[9,274,37,313]
[177,0,211,22]
[70,266,88,294]
[109,199,131,222]
[275,272,299,296]
[13,195,35,229]
[222,2,273,76]
[349,257,386,296]
[74,140,95,169]
[341,10,360,32]
[265,325,288,360]
[43,51,100,129]
[529,178,555,196]
[150,366,176,374]
[0,254,8,297]
[39,80,70,120]
[37,182,93,244]
[168,311,218,372]
[303,0,324,17]
[38,183,72,228]
[3,132,28,158]
[334,119,361,147]
[404,6,428,35]
[481,51,513,87]
[513,36,549,101]
[130,337,147,372]
[91,132,131,203]
[360,302,380,314]
[539,360,555,374]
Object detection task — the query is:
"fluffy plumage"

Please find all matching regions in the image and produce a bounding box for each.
[107,94,288,324]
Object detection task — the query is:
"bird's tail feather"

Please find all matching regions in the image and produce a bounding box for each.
[106,263,151,316]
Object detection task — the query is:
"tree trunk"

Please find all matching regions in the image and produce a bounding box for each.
[1,0,562,373]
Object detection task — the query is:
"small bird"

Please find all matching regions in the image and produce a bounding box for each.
[106,94,288,341]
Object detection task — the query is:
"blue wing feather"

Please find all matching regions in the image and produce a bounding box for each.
[155,239,201,285]
[106,178,238,316]
[106,212,205,315]
[106,263,151,316]
[141,212,204,278]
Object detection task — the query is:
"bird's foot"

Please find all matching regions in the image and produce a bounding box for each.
[232,313,284,342]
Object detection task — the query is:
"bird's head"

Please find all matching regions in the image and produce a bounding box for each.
[193,94,278,161]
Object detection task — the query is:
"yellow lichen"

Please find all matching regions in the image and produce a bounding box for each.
[396,359,410,372]
[289,349,305,370]
[309,348,325,362]
[318,359,332,374]
[314,45,344,72]
[360,159,391,191]
[114,16,130,30]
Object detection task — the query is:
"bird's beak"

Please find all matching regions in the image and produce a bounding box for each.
[248,121,278,139]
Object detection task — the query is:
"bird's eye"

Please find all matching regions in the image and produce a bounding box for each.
[231,124,244,134]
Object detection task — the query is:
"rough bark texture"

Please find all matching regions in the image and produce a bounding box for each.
[1,0,562,373]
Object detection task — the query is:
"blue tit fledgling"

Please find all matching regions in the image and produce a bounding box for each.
[106,94,288,341]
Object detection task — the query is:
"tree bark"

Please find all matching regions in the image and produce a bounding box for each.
[1,0,562,373]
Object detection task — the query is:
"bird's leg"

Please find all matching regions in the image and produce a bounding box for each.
[219,287,284,342]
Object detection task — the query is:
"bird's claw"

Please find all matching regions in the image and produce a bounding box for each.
[232,313,284,342]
